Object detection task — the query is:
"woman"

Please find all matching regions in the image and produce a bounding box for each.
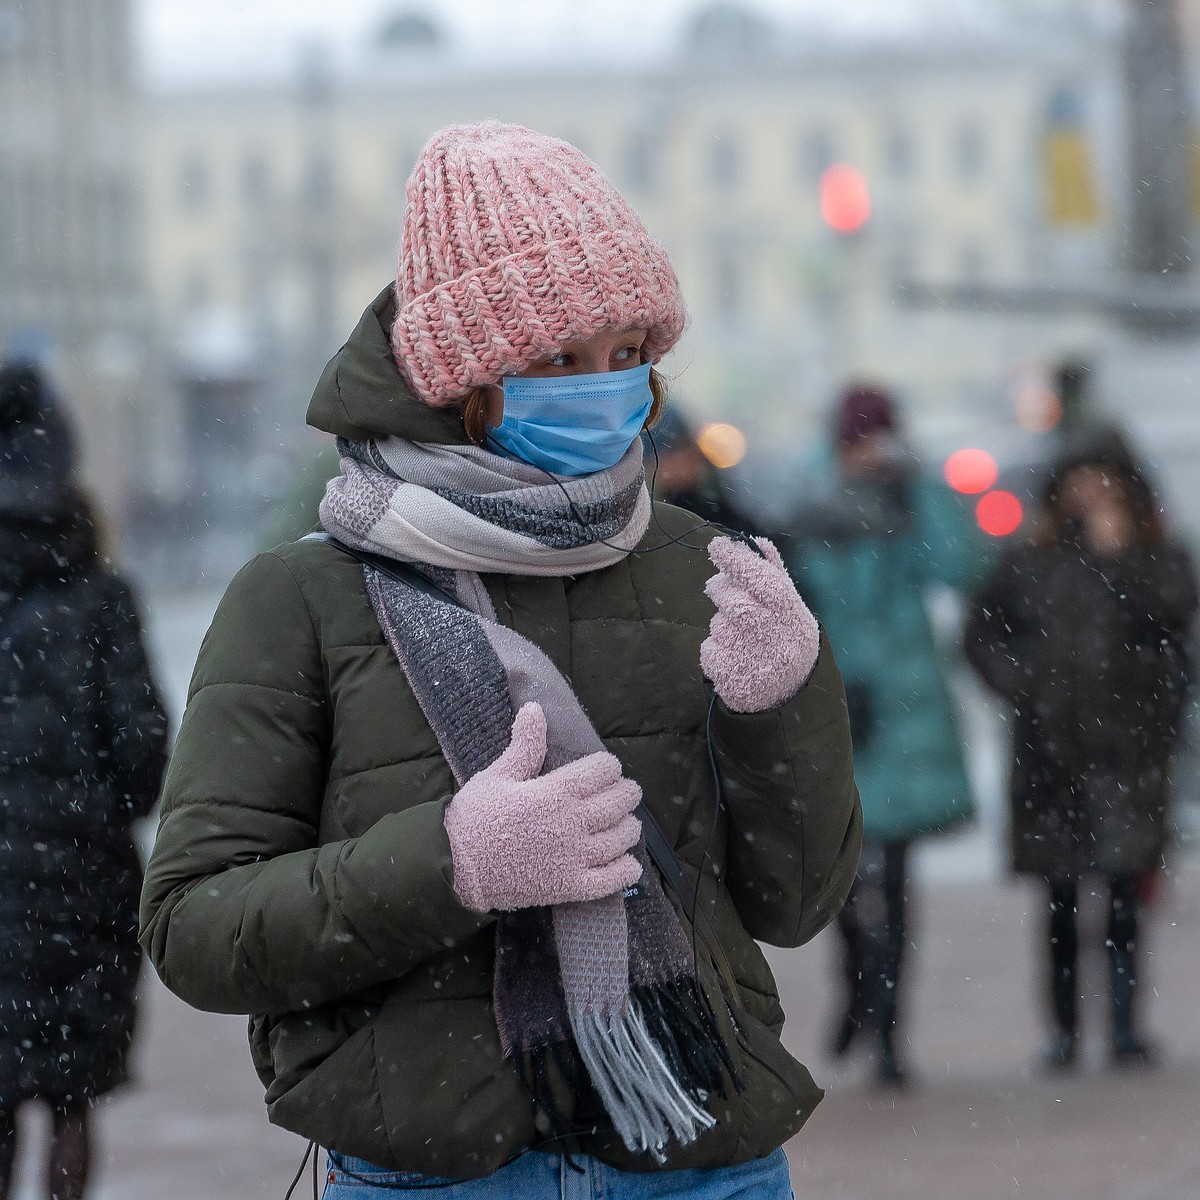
[964,426,1197,1069]
[140,123,861,1198]
[0,364,168,1200]
[782,385,988,1087]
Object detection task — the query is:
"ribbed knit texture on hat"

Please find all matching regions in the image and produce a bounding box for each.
[392,122,687,407]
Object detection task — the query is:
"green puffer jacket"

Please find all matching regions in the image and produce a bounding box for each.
[140,288,862,1179]
[784,460,991,843]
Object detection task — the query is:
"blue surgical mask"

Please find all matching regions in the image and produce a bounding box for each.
[486,362,654,477]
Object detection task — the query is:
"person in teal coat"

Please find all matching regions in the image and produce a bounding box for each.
[782,385,990,1085]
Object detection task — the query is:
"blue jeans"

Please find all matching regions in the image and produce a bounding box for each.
[323,1148,794,1198]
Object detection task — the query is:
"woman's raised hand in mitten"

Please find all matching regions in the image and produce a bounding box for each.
[443,702,643,913]
[700,536,820,713]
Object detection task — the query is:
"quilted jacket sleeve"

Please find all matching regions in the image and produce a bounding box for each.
[709,628,862,948]
[139,552,492,1016]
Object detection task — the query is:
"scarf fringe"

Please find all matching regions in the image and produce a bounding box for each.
[570,1002,716,1160]
[521,979,738,1161]
[631,977,744,1099]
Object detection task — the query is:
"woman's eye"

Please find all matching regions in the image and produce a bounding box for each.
[546,353,571,368]
[614,344,639,362]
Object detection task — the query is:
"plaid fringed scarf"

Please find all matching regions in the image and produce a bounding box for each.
[320,437,738,1158]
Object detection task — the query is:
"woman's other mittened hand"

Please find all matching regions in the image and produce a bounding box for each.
[700,536,820,713]
[443,702,643,913]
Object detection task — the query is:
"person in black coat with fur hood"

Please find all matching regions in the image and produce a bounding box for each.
[0,364,168,1200]
[964,426,1197,1071]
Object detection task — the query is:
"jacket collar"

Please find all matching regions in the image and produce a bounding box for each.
[305,285,471,446]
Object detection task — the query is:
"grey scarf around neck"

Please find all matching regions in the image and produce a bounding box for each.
[319,435,651,575]
[320,439,736,1159]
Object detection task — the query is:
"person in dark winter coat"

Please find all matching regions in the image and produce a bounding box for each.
[140,123,861,1199]
[641,408,751,535]
[0,364,169,1200]
[782,385,991,1087]
[964,426,1197,1070]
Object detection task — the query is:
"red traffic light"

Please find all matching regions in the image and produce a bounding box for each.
[976,490,1023,537]
[944,448,999,495]
[819,164,871,234]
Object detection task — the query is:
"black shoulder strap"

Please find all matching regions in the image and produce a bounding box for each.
[319,534,457,605]
[321,533,740,1001]
[636,803,741,1002]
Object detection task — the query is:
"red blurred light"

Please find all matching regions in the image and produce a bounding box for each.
[819,164,871,234]
[944,448,999,495]
[976,490,1023,537]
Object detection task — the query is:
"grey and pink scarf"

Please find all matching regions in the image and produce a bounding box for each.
[320,436,736,1158]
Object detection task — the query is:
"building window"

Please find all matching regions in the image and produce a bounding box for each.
[709,135,741,192]
[713,245,743,318]
[99,176,128,274]
[1048,87,1086,126]
[953,121,986,183]
[0,9,24,61]
[242,150,270,204]
[179,154,209,215]
[798,128,838,185]
[884,125,915,181]
[183,269,210,311]
[304,148,336,209]
[80,0,128,88]
[959,239,985,279]
[890,230,920,284]
[624,131,658,197]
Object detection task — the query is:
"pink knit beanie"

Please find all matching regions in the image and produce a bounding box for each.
[391,122,687,407]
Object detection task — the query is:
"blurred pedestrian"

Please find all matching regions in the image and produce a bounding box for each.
[964,426,1197,1070]
[0,365,168,1199]
[782,383,988,1086]
[642,407,751,534]
[140,122,861,1198]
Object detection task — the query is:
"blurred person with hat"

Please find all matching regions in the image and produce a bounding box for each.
[140,122,861,1196]
[0,363,168,1200]
[781,382,990,1087]
[964,425,1197,1070]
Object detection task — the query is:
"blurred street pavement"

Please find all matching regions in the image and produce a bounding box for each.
[8,586,1195,1199]
[769,860,1200,1200]
[13,859,1199,1199]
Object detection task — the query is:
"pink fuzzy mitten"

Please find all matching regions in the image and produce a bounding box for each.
[443,702,643,913]
[700,536,820,713]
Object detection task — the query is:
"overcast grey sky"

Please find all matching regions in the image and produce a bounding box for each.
[136,0,969,84]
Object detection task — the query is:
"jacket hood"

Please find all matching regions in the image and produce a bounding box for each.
[0,363,76,521]
[1044,422,1145,497]
[305,286,471,446]
[1040,420,1161,540]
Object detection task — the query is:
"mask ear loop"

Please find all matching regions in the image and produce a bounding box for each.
[643,428,766,556]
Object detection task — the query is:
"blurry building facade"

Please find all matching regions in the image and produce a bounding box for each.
[140,6,1200,554]
[140,19,1117,464]
[0,0,146,526]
